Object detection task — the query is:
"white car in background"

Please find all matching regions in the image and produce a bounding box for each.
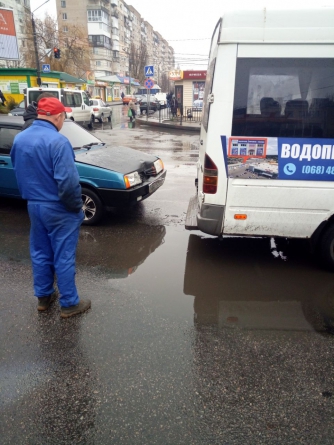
[155,92,167,109]
[90,99,112,123]
[193,99,203,109]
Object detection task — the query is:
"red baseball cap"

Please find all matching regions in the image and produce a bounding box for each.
[37,97,65,116]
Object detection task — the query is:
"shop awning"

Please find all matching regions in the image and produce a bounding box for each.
[57,72,86,84]
[117,76,140,86]
[96,75,121,83]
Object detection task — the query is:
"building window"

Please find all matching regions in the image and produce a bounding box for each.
[63,26,68,32]
[93,47,99,54]
[96,61,101,66]
[62,13,67,20]
[61,0,66,7]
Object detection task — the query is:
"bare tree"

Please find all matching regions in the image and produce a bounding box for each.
[129,42,148,85]
[21,13,91,78]
[160,73,169,92]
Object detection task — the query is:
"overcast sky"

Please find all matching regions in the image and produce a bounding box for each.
[30,0,334,70]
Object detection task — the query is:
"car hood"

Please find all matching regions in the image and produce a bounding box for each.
[75,144,159,174]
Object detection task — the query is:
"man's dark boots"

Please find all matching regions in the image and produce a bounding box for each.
[60,299,91,318]
[37,291,58,311]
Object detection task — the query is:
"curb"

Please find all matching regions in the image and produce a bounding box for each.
[136,117,200,132]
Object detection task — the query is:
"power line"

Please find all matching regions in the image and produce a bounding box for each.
[174,53,209,56]
[167,38,211,41]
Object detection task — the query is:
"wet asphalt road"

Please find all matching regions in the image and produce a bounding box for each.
[0,105,333,444]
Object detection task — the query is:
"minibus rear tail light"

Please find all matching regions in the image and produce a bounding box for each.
[203,154,218,194]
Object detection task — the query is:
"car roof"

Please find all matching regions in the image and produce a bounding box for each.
[0,115,76,128]
[0,115,24,127]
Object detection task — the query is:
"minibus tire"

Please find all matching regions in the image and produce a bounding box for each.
[320,224,334,271]
[81,187,104,226]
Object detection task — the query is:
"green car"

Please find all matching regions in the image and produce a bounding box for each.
[0,116,166,225]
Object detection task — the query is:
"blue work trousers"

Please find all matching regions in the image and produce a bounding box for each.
[28,202,84,307]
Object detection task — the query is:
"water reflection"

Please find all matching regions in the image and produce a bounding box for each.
[33,315,98,442]
[77,224,166,278]
[184,235,334,334]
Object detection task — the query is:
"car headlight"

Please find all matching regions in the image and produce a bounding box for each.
[154,159,164,174]
[124,171,142,189]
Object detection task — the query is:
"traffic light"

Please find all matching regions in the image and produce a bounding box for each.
[54,47,61,59]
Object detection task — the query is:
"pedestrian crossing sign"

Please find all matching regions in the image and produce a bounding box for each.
[144,65,154,77]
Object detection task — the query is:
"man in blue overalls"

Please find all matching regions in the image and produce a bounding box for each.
[11,97,91,318]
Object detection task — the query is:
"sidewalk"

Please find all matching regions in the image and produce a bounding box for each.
[136,114,201,132]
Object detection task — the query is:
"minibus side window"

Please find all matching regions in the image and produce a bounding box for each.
[73,93,82,107]
[202,57,216,132]
[63,92,74,107]
[82,92,90,106]
[232,58,334,139]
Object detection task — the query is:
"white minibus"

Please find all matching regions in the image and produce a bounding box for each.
[185,7,334,269]
[24,88,93,128]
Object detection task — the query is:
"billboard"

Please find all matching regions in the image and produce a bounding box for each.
[0,8,19,60]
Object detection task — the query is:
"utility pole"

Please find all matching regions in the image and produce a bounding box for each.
[128,54,131,94]
[31,15,41,86]
[31,0,51,87]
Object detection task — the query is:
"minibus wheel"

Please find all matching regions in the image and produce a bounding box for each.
[320,224,334,271]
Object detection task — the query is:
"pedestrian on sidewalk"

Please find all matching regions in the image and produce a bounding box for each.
[128,99,136,122]
[11,97,91,318]
[171,96,178,119]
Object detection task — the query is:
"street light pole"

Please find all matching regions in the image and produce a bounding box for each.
[31,0,51,87]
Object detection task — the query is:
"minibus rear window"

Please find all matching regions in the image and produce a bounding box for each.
[232,58,334,139]
[28,90,59,104]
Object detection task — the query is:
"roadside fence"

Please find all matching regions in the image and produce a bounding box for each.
[139,105,203,125]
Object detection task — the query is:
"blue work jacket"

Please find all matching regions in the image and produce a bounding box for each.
[11,119,82,213]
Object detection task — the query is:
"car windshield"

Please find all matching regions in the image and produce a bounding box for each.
[61,121,102,149]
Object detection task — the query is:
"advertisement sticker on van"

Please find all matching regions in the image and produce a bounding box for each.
[221,136,334,181]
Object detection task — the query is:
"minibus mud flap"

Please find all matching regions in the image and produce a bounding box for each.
[185,195,225,236]
[185,195,199,230]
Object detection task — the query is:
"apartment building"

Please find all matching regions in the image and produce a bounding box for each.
[0,0,31,68]
[55,0,174,85]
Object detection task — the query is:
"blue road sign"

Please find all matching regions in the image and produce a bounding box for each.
[144,65,154,77]
[144,78,154,89]
[42,64,50,73]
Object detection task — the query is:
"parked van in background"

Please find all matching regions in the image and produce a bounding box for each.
[185,7,334,270]
[24,88,93,129]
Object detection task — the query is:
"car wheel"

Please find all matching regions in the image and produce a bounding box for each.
[98,113,103,124]
[81,187,104,226]
[88,115,94,130]
[319,224,334,271]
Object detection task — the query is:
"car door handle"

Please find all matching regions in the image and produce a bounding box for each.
[0,160,8,165]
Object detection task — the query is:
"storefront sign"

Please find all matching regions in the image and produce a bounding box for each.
[183,71,207,80]
[169,70,182,81]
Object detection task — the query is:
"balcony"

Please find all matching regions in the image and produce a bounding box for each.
[110,8,118,18]
[87,0,109,12]
[110,0,118,6]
